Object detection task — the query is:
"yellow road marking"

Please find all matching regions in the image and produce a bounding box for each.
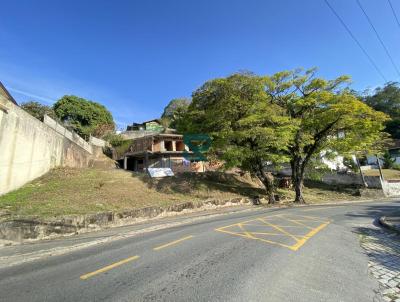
[80,255,140,280]
[276,215,313,230]
[215,227,295,250]
[245,232,286,236]
[258,218,301,241]
[292,214,330,222]
[238,223,258,239]
[301,206,339,212]
[290,221,330,251]
[153,235,194,251]
[215,214,331,251]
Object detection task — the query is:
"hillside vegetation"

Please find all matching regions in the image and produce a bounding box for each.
[0,168,363,218]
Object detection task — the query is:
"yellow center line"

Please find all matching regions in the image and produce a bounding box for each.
[153,235,194,251]
[80,255,140,280]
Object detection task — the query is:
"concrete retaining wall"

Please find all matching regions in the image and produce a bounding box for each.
[89,136,107,147]
[382,180,400,197]
[321,173,382,188]
[0,97,99,195]
[0,197,252,242]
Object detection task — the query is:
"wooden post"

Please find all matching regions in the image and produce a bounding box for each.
[144,151,149,172]
[123,156,128,170]
[355,156,368,188]
[376,154,384,182]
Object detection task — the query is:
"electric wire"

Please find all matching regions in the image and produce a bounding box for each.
[324,0,387,82]
[357,0,400,78]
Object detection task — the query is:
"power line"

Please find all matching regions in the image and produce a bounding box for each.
[324,0,387,82]
[357,0,400,78]
[387,0,400,31]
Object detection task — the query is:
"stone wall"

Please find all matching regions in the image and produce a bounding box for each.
[0,96,99,195]
[321,173,382,188]
[382,180,400,197]
[89,135,107,147]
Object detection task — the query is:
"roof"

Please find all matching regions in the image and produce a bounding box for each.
[142,119,161,124]
[0,81,18,105]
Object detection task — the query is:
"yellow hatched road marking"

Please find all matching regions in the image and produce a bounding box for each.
[153,235,194,251]
[295,214,330,221]
[290,221,330,251]
[301,206,339,212]
[215,227,295,250]
[257,218,301,242]
[276,215,314,230]
[215,214,331,251]
[80,255,140,280]
[238,223,258,239]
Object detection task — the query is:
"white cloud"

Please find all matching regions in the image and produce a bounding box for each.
[7,87,55,104]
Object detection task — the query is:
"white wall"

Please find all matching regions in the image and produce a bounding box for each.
[0,96,95,195]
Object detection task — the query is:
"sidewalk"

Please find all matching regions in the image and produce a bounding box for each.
[359,215,400,302]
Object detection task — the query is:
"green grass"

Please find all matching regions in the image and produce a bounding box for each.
[0,168,365,219]
[363,169,400,179]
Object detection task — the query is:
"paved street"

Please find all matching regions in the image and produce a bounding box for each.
[0,200,399,302]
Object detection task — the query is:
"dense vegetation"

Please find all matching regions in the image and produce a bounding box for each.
[22,95,115,139]
[364,82,400,139]
[179,69,388,203]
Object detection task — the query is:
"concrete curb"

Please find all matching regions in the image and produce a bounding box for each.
[0,197,254,242]
[378,216,400,234]
[0,195,397,244]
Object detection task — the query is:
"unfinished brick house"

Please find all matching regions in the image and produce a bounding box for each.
[122,133,205,173]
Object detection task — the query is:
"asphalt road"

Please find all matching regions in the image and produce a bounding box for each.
[1,200,399,302]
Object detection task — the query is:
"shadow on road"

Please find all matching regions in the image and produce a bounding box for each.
[346,202,400,273]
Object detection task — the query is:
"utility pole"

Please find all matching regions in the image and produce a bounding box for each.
[376,154,384,182]
[354,155,368,188]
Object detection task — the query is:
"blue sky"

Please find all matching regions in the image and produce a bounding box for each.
[1,0,399,129]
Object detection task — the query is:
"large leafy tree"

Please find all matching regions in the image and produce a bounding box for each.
[364,82,400,139]
[53,95,114,138]
[21,101,56,121]
[264,69,389,202]
[161,98,191,128]
[179,73,294,203]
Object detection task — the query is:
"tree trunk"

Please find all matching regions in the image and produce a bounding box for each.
[294,176,305,203]
[256,164,276,204]
[261,173,276,204]
[292,157,306,203]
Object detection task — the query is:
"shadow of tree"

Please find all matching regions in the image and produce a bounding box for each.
[347,202,400,274]
[135,171,266,198]
[304,179,361,195]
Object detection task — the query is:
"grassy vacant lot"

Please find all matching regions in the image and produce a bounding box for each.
[363,169,400,179]
[0,168,363,218]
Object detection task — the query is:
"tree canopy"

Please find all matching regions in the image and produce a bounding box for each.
[161,98,191,129]
[53,95,114,138]
[364,82,400,139]
[179,69,388,203]
[20,101,56,121]
[264,68,388,202]
[178,73,295,203]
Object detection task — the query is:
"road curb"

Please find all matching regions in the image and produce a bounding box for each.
[378,216,400,234]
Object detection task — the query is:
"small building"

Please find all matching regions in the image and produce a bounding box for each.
[122,133,205,173]
[121,119,176,140]
[366,139,400,166]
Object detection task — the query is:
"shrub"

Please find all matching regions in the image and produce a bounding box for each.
[103,133,125,147]
[393,163,400,171]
